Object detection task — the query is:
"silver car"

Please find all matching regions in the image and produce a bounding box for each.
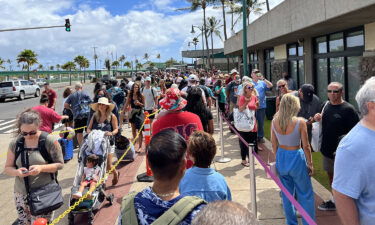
[0,80,41,102]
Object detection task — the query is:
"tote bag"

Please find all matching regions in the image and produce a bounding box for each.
[233,108,255,132]
[311,101,329,152]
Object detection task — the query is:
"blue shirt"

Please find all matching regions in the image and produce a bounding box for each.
[179,167,232,203]
[119,186,205,225]
[253,80,268,109]
[65,90,92,119]
[332,123,375,225]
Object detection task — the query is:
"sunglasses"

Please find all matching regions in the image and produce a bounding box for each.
[278,84,286,88]
[327,90,341,93]
[247,86,254,89]
[21,131,37,136]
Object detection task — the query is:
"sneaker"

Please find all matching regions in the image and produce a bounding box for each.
[72,192,82,199]
[318,200,336,211]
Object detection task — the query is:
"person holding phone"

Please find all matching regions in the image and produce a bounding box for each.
[271,94,315,225]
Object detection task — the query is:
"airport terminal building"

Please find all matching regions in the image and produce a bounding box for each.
[224,0,375,106]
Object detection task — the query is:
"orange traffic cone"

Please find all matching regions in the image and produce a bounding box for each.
[137,111,154,182]
[33,218,48,225]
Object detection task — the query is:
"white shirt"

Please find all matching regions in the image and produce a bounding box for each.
[142,86,157,110]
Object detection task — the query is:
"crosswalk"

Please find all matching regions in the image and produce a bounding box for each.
[0,119,63,134]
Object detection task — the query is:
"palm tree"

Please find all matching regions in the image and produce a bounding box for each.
[124,61,132,69]
[210,0,230,40]
[17,49,38,80]
[136,63,143,70]
[143,53,150,63]
[0,58,5,70]
[265,0,270,11]
[179,0,211,69]
[230,0,264,25]
[105,59,111,76]
[165,58,177,68]
[61,61,76,85]
[156,53,161,63]
[207,16,223,66]
[50,65,54,71]
[38,64,43,70]
[74,55,90,82]
[56,64,60,71]
[118,55,126,68]
[6,59,12,71]
[112,60,120,70]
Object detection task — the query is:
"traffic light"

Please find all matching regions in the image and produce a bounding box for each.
[65,19,71,32]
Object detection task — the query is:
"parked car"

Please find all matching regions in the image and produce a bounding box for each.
[0,80,41,102]
[30,78,47,86]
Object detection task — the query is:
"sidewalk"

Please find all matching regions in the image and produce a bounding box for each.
[93,110,342,225]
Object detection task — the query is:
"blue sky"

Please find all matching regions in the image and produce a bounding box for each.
[0,0,283,70]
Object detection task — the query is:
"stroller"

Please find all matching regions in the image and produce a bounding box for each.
[68,130,114,225]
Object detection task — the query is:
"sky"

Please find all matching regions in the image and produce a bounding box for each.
[0,0,283,70]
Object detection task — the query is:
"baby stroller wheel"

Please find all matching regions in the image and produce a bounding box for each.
[68,212,74,225]
[106,193,114,205]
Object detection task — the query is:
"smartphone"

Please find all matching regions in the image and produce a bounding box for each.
[22,170,29,174]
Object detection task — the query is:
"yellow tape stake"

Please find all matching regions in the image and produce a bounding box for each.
[49,109,160,225]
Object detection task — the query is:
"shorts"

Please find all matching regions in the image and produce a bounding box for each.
[323,156,335,174]
[146,110,155,119]
[74,118,88,133]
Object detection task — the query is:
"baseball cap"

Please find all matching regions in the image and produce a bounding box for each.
[301,84,314,102]
[188,74,199,82]
[252,69,260,73]
[230,69,238,75]
[145,77,151,82]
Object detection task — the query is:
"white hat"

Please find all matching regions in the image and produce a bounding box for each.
[242,76,252,82]
[145,76,152,82]
[188,74,199,82]
[230,69,238,75]
[90,97,115,112]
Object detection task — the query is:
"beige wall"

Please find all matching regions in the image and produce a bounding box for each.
[365,22,375,51]
[274,44,287,60]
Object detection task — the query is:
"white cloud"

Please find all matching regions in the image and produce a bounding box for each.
[0,0,284,70]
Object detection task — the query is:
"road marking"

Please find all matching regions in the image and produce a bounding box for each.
[4,128,16,134]
[0,123,16,131]
[0,119,16,127]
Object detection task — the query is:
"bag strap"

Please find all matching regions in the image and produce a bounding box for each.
[14,136,25,168]
[121,192,139,225]
[152,196,205,225]
[20,143,31,197]
[321,101,329,116]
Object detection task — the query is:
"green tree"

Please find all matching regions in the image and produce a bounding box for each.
[156,53,161,63]
[207,16,223,66]
[17,49,38,80]
[50,65,54,71]
[0,58,5,70]
[165,58,177,68]
[105,59,111,76]
[118,55,126,68]
[74,55,90,82]
[124,61,132,69]
[38,64,43,70]
[229,0,264,25]
[56,64,60,71]
[143,53,150,63]
[61,61,76,85]
[136,63,143,70]
[6,59,12,71]
[210,0,230,40]
[179,0,211,69]
[112,60,120,70]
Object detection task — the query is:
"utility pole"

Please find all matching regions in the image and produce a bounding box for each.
[93,46,97,77]
[242,0,248,77]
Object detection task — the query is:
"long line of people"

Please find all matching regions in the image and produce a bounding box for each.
[4,68,375,225]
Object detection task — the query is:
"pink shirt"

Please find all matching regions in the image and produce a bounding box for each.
[238,95,258,132]
[32,105,62,133]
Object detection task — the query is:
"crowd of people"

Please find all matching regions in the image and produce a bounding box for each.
[2,67,375,225]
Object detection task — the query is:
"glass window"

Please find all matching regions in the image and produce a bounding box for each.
[329,57,345,98]
[329,33,344,52]
[265,63,271,81]
[346,30,364,48]
[14,81,19,86]
[254,53,258,61]
[316,58,328,100]
[347,56,361,107]
[316,36,327,54]
[298,46,304,56]
[290,61,298,84]
[288,45,297,56]
[270,49,274,59]
[250,54,254,61]
[298,60,305,87]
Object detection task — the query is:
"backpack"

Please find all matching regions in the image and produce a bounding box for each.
[112,90,125,108]
[14,132,56,179]
[121,192,205,225]
[74,92,91,119]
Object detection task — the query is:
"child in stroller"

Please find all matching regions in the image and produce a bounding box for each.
[73,154,101,199]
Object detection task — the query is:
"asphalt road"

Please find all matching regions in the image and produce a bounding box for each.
[0,82,95,134]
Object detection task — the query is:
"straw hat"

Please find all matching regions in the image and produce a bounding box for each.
[90,97,115,112]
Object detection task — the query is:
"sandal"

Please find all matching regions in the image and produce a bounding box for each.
[112,171,120,186]
[241,162,250,167]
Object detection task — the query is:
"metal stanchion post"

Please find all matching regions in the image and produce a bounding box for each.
[215,98,220,131]
[248,143,257,218]
[216,112,231,163]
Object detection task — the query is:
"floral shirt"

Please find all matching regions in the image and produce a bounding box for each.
[119,186,205,225]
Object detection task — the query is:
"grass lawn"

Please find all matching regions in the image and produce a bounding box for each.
[263,119,331,191]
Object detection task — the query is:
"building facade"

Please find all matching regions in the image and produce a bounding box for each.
[224,0,375,107]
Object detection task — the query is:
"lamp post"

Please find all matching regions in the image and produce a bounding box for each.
[242,0,248,77]
[191,25,206,69]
